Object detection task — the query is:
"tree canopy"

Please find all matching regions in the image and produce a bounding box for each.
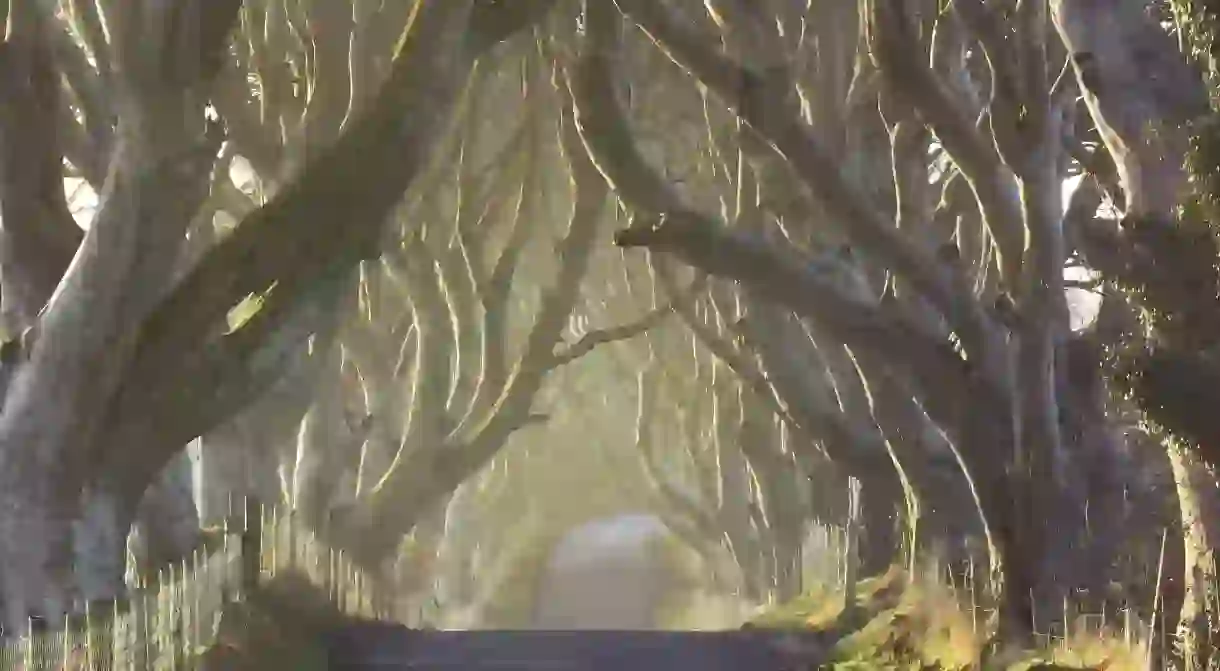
[4,0,1220,667]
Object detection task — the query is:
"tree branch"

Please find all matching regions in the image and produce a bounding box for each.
[547,279,699,368]
[608,0,1008,390]
[864,0,1026,287]
[0,29,83,328]
[99,3,480,501]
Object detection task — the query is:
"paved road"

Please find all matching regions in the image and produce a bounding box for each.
[325,625,832,670]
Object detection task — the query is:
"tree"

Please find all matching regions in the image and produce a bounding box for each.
[585,0,1179,648]
[0,0,558,630]
[1066,0,1220,665]
[4,1,1219,663]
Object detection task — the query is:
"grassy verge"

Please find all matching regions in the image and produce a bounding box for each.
[744,567,1150,670]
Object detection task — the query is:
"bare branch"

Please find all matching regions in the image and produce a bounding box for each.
[65,0,112,83]
[864,0,1026,286]
[608,0,1007,388]
[0,28,83,328]
[547,280,697,368]
[47,20,113,186]
[1052,0,1210,217]
[112,3,480,456]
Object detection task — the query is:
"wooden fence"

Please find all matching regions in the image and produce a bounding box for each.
[0,505,381,670]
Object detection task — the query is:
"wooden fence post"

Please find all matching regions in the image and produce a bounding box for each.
[138,587,151,670]
[23,617,32,669]
[84,601,93,671]
[241,496,263,594]
[113,594,124,670]
[61,611,70,669]
[192,550,201,654]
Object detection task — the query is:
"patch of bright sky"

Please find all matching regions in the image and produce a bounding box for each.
[65,125,259,230]
[65,176,97,228]
[1062,174,1103,331]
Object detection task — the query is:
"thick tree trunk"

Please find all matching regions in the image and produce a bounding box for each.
[0,0,556,632]
[129,452,201,577]
[1052,1,1217,662]
[1166,444,1220,669]
[0,0,243,627]
[197,418,286,525]
[856,489,898,579]
[69,489,129,605]
[435,482,484,612]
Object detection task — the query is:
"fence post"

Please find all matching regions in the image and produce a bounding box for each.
[62,611,70,669]
[337,551,347,614]
[844,477,861,611]
[328,548,337,605]
[141,582,152,669]
[24,616,33,670]
[286,505,296,574]
[113,595,123,670]
[157,568,166,667]
[241,496,263,594]
[192,550,201,657]
[270,506,279,579]
[169,562,178,671]
[83,600,93,671]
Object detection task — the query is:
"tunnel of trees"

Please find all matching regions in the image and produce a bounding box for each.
[3,0,1220,666]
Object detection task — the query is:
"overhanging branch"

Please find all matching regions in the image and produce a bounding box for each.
[608,0,1009,392]
[0,31,84,328]
[547,277,703,369]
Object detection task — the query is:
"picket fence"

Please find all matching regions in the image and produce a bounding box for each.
[0,506,382,670]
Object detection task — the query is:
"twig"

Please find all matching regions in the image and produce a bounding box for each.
[547,276,706,368]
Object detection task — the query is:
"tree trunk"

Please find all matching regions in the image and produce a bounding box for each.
[715,395,765,603]
[197,418,287,525]
[856,488,898,579]
[1166,442,1220,669]
[0,0,562,631]
[129,452,200,577]
[435,482,484,612]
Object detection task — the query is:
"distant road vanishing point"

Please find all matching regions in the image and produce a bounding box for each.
[326,513,832,669]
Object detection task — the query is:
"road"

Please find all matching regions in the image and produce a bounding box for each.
[324,625,833,670]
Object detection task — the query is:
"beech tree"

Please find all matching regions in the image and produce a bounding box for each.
[0,0,562,630]
[572,0,1201,652]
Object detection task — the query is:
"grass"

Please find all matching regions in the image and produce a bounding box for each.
[743,566,1151,670]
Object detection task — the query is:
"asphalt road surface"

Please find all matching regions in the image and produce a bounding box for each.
[325,625,832,670]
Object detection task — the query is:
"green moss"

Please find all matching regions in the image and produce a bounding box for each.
[745,586,844,630]
[1171,1,1220,88]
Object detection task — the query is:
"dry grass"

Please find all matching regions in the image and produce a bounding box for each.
[745,565,1153,670]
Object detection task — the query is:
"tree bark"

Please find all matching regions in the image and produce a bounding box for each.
[1167,443,1220,668]
[129,452,200,579]
[1053,1,1217,663]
